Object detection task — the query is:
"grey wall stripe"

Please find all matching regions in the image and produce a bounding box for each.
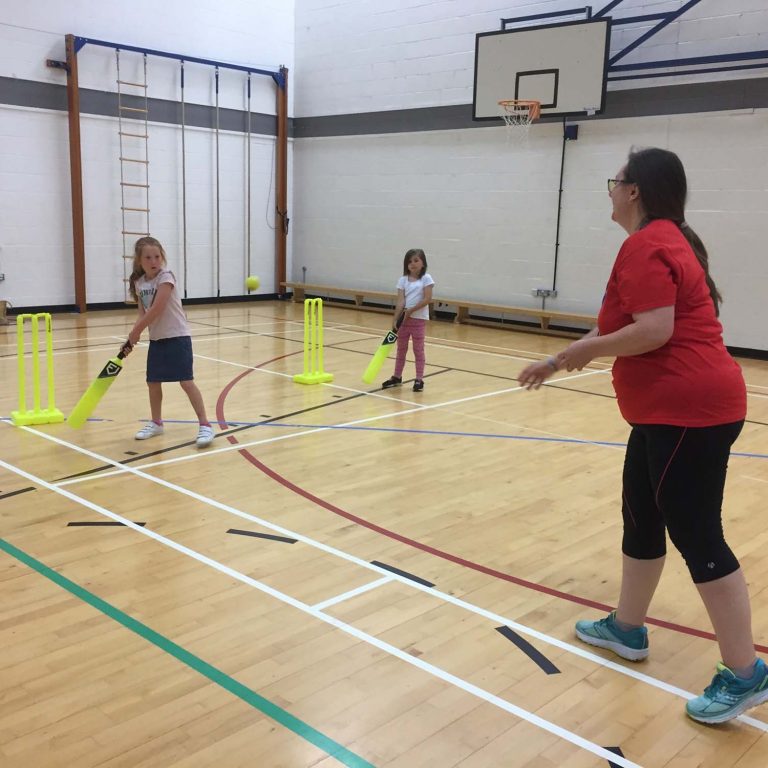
[295,104,475,138]
[293,76,768,137]
[603,77,768,119]
[1,76,286,136]
[2,77,67,111]
[3,74,767,138]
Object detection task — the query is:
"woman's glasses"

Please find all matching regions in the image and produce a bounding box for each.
[607,178,632,192]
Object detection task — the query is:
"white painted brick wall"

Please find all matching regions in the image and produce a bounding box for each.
[295,0,768,114]
[1,1,292,112]
[0,106,74,307]
[1,1,292,307]
[293,109,768,350]
[1,105,286,307]
[4,0,768,353]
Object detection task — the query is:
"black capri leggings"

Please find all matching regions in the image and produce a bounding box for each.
[621,420,744,584]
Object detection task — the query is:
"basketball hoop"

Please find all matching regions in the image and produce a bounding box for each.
[498,99,541,141]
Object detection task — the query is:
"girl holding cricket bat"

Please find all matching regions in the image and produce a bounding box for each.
[381,249,435,393]
[125,236,214,448]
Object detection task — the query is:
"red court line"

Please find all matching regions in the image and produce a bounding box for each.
[216,363,768,653]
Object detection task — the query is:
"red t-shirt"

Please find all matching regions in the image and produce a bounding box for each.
[597,219,746,427]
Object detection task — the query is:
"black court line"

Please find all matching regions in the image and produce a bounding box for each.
[545,383,616,399]
[606,746,626,768]
[48,356,523,487]
[0,330,244,361]
[67,521,146,527]
[366,369,451,391]
[495,626,560,675]
[226,528,297,544]
[319,337,529,380]
[51,388,377,483]
[190,320,437,373]
[370,560,435,588]
[188,319,306,345]
[0,487,36,501]
[190,318,452,373]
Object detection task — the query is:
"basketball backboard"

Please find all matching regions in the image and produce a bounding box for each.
[473,18,610,121]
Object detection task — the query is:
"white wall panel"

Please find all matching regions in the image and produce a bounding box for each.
[0,1,292,307]
[295,0,768,115]
[293,110,768,350]
[1,1,291,112]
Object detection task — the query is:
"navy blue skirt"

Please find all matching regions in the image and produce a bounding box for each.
[146,336,194,382]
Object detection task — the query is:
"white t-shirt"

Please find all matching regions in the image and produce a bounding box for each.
[396,273,435,321]
[135,269,190,341]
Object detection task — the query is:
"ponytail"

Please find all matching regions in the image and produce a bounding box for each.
[678,222,722,316]
[625,148,722,317]
[128,267,142,302]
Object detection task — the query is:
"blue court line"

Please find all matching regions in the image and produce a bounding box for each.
[145,419,768,459]
[144,419,768,459]
[0,538,375,768]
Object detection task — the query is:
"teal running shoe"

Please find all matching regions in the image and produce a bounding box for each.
[575,611,649,661]
[686,659,768,724]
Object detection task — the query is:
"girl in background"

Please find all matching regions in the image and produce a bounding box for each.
[382,248,435,392]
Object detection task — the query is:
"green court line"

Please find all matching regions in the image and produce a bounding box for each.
[0,537,375,768]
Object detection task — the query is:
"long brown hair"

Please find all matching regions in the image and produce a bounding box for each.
[128,236,167,301]
[625,147,722,315]
[402,248,427,277]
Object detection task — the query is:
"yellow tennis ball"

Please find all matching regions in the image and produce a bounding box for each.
[246,275,260,291]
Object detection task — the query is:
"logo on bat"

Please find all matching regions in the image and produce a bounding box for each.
[99,361,122,378]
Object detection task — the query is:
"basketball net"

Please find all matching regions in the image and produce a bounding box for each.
[498,99,541,143]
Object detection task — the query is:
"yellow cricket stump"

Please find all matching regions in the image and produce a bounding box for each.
[11,313,65,426]
[293,298,334,385]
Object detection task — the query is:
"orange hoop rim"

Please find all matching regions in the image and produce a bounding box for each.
[498,99,541,121]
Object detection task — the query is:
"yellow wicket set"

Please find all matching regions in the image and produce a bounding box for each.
[293,298,334,385]
[11,313,64,426]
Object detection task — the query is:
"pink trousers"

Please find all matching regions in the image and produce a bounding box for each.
[394,317,426,379]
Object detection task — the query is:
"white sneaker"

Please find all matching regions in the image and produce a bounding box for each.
[196,425,214,448]
[135,422,164,440]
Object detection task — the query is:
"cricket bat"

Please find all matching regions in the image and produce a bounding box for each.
[362,313,404,385]
[67,344,130,429]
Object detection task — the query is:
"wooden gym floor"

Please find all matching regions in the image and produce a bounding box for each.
[1,301,767,767]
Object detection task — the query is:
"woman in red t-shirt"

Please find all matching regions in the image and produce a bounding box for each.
[518,147,766,724]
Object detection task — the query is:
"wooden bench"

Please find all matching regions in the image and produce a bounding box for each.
[281,282,397,314]
[444,299,596,335]
[281,282,596,337]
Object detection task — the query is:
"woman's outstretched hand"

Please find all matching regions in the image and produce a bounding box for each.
[517,359,556,390]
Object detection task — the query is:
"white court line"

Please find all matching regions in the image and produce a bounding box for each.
[0,326,261,354]
[4,315,765,397]
[0,455,642,767]
[55,367,609,487]
[4,309,767,396]
[191,351,418,406]
[436,406,628,454]
[16,424,768,733]
[312,576,395,611]
[742,475,768,484]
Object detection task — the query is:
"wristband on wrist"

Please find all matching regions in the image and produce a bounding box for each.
[545,356,558,371]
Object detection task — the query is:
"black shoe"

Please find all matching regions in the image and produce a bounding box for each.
[413,379,424,392]
[382,376,402,389]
